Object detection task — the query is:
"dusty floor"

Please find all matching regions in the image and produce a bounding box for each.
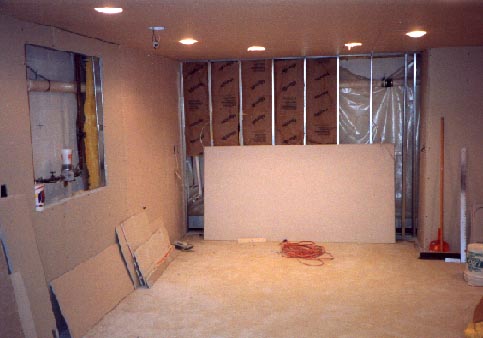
[85,236,481,338]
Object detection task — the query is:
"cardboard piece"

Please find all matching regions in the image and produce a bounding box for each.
[134,225,174,288]
[306,58,337,144]
[274,59,304,145]
[241,60,272,145]
[11,272,37,338]
[204,144,395,243]
[50,245,134,338]
[211,61,240,146]
[183,62,211,156]
[0,243,24,338]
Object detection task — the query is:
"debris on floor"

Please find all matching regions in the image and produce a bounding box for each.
[174,241,193,251]
[280,240,334,266]
[237,237,267,244]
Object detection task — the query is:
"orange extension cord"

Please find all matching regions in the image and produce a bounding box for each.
[280,240,334,266]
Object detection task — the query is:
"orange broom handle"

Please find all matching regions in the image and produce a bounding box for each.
[440,117,444,252]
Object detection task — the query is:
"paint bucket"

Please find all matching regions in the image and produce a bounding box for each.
[464,243,483,287]
[34,183,45,211]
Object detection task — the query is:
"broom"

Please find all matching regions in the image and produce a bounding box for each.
[420,117,458,260]
[429,117,450,252]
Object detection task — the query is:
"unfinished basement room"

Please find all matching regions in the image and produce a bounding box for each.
[0,1,482,337]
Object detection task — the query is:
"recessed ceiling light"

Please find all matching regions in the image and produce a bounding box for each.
[247,46,266,52]
[149,26,166,31]
[406,30,427,38]
[344,42,362,50]
[94,7,123,14]
[179,39,198,45]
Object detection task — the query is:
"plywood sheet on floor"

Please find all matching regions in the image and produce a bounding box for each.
[50,244,133,338]
[204,144,395,243]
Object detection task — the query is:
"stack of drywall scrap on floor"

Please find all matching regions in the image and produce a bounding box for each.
[50,245,134,338]
[116,211,176,288]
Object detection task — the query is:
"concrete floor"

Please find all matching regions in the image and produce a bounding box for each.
[85,236,481,338]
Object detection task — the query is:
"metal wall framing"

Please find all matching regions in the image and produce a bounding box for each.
[180,52,421,235]
[369,54,373,144]
[303,57,307,145]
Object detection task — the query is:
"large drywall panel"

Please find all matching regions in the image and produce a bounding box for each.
[0,239,24,338]
[205,144,395,243]
[50,245,133,338]
[419,47,483,251]
[0,196,55,337]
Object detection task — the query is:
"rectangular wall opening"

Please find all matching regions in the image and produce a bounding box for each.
[26,45,106,207]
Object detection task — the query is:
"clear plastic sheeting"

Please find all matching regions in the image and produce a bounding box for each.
[186,156,204,217]
[339,58,371,144]
[338,54,420,233]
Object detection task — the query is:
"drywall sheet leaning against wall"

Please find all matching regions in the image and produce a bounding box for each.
[241,60,272,145]
[117,213,176,288]
[0,196,55,337]
[134,225,174,288]
[274,59,304,145]
[204,144,395,243]
[183,62,210,156]
[50,244,134,338]
[116,211,153,287]
[211,61,240,146]
[10,272,37,338]
[306,58,337,144]
[0,241,24,338]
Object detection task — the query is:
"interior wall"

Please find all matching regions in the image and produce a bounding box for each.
[205,144,395,243]
[0,14,183,337]
[121,47,184,241]
[419,46,483,251]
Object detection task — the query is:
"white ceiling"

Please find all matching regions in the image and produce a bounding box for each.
[1,0,482,60]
